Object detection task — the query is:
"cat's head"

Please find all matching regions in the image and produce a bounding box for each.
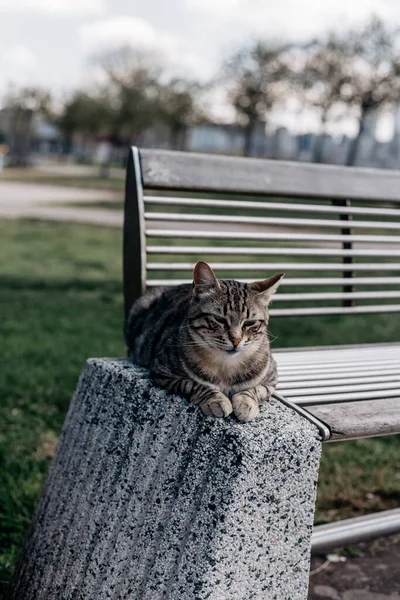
[188,261,284,356]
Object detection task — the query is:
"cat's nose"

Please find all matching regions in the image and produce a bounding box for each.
[231,338,241,348]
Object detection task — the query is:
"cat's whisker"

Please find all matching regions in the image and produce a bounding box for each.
[267,329,279,343]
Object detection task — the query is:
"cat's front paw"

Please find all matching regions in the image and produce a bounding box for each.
[200,393,233,418]
[256,384,275,403]
[231,392,259,423]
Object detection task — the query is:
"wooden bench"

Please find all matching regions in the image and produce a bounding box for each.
[123,146,400,550]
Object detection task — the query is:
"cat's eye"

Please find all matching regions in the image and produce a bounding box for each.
[212,315,226,325]
[243,320,258,327]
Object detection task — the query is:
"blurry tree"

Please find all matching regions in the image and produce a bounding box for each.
[157,78,203,150]
[345,16,400,165]
[58,46,204,160]
[299,17,400,165]
[222,42,290,156]
[93,46,204,150]
[58,91,114,140]
[297,39,354,162]
[93,46,163,142]
[58,90,115,173]
[2,86,52,166]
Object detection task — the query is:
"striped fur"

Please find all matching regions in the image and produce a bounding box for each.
[125,262,284,422]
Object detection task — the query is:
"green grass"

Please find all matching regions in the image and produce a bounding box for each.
[0,220,125,597]
[0,218,399,596]
[314,436,400,524]
[64,199,125,210]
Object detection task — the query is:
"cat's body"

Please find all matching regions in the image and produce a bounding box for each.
[125,263,284,422]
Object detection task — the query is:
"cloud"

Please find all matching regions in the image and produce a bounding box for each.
[79,16,205,76]
[4,44,38,69]
[80,17,183,59]
[186,0,393,39]
[0,44,39,89]
[0,0,105,16]
[80,16,177,55]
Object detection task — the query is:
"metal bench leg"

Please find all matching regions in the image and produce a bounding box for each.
[273,392,331,441]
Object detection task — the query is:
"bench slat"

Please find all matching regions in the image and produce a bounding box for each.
[139,293,400,315]
[276,344,400,359]
[144,195,400,218]
[306,398,400,440]
[146,262,400,272]
[279,367,400,378]
[267,291,400,301]
[280,381,400,396]
[145,229,400,244]
[271,305,400,315]
[140,149,400,202]
[278,368,400,383]
[145,276,400,286]
[276,344,400,354]
[146,245,400,257]
[278,374,400,388]
[143,286,400,302]
[278,359,400,371]
[145,211,400,231]
[288,388,400,405]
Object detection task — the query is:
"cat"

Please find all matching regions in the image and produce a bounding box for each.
[125,262,284,423]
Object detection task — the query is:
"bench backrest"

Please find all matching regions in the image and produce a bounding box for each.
[124,147,400,318]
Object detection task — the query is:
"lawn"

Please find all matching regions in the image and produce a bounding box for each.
[0,218,399,596]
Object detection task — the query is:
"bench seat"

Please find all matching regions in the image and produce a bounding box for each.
[275,343,400,440]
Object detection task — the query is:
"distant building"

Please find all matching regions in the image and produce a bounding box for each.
[187,123,245,155]
[31,115,59,153]
[272,127,298,160]
[296,133,316,162]
[0,109,60,161]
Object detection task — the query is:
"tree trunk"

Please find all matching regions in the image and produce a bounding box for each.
[346,112,367,166]
[169,126,179,151]
[179,126,187,152]
[170,125,187,151]
[243,121,255,157]
[312,135,325,164]
[312,114,328,163]
[9,110,32,167]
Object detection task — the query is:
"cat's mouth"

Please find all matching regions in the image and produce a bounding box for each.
[226,347,242,354]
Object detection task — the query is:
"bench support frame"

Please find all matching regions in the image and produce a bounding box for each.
[123,146,146,317]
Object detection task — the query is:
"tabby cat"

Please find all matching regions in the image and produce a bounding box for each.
[125,262,284,423]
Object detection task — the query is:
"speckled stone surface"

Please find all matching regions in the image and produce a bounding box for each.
[12,358,322,600]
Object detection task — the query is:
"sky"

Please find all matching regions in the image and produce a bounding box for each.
[2,0,400,138]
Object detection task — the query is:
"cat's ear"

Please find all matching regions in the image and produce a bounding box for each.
[193,262,220,297]
[250,273,284,303]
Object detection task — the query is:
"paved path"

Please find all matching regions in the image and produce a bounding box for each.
[35,162,125,179]
[0,180,122,225]
[0,181,120,205]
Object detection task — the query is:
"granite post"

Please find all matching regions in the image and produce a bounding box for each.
[12,358,322,600]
